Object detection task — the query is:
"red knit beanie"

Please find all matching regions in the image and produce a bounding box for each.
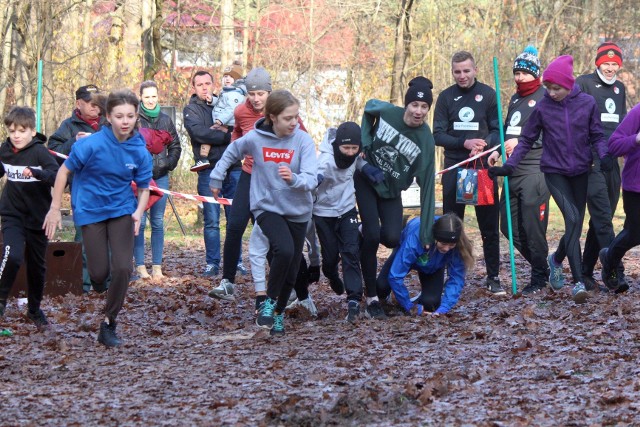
[543,55,575,90]
[595,42,623,67]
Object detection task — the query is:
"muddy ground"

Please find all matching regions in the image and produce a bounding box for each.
[1,229,639,426]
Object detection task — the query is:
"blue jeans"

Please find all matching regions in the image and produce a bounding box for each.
[134,174,169,266]
[198,168,240,266]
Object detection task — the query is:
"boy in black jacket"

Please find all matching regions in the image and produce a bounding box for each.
[0,107,59,328]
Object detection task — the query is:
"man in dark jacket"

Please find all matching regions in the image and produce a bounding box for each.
[183,70,241,277]
[433,51,503,295]
[48,85,108,155]
[48,84,108,293]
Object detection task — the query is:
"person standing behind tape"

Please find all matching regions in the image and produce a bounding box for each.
[133,81,182,281]
[576,42,627,291]
[183,71,241,278]
[433,51,503,295]
[488,46,550,295]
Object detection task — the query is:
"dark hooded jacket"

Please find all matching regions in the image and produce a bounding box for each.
[182,94,240,169]
[48,110,108,155]
[0,133,59,229]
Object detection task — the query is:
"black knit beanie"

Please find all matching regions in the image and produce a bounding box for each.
[404,76,434,108]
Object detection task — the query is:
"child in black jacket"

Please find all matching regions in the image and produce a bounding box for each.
[0,107,59,328]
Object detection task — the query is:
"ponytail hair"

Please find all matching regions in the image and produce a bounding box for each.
[456,223,475,272]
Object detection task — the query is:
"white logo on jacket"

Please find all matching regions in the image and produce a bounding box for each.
[1,163,41,182]
[458,107,474,122]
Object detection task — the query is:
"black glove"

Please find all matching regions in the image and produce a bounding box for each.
[316,173,324,186]
[29,168,42,180]
[362,164,385,184]
[599,155,614,172]
[487,164,514,180]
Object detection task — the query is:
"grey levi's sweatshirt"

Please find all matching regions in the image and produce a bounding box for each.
[209,117,318,222]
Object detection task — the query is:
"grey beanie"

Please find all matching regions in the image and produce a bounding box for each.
[245,67,272,92]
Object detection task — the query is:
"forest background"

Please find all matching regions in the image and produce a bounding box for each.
[0,0,639,177]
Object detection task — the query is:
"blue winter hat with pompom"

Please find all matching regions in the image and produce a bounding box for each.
[513,45,541,78]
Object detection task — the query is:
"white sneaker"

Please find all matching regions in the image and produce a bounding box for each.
[296,295,318,317]
[286,290,297,309]
[208,278,235,301]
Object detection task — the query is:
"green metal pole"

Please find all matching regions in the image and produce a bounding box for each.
[492,57,518,295]
[36,60,43,132]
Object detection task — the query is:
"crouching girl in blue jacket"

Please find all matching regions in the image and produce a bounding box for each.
[376,213,474,316]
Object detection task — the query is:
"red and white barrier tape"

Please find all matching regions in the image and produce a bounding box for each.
[435,145,500,176]
[48,150,232,206]
[50,144,499,205]
[150,186,232,206]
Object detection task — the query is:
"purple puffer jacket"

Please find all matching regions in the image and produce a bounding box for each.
[506,85,607,176]
[608,103,640,193]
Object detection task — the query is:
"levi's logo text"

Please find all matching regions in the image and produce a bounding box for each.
[263,147,294,164]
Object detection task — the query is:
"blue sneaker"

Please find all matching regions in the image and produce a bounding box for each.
[203,264,219,277]
[256,298,276,329]
[547,253,565,290]
[572,282,589,304]
[271,313,285,336]
[236,263,248,276]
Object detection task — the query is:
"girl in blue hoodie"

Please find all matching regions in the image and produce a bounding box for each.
[489,55,611,304]
[209,90,317,336]
[376,214,474,315]
[44,90,153,348]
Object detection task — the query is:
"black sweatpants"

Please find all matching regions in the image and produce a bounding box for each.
[545,172,589,284]
[82,215,134,322]
[582,161,621,276]
[442,160,500,278]
[604,190,640,269]
[354,171,403,298]
[499,173,550,286]
[313,208,363,302]
[256,212,307,312]
[222,170,252,282]
[0,217,47,313]
[376,248,446,312]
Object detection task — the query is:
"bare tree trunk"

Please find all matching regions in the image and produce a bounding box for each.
[143,0,165,80]
[79,0,93,74]
[242,0,249,68]
[390,0,414,105]
[252,0,264,68]
[122,1,143,84]
[0,1,14,113]
[12,2,32,105]
[220,0,234,67]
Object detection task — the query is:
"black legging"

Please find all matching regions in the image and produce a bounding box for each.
[606,190,640,269]
[313,209,362,302]
[441,160,500,278]
[222,170,252,282]
[354,171,403,298]
[256,212,308,312]
[545,172,589,284]
[376,248,446,312]
[0,217,47,313]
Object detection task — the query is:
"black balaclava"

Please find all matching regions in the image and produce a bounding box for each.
[332,121,362,169]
